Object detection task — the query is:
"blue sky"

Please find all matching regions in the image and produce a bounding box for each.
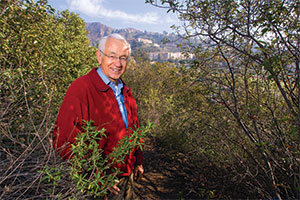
[47,0,182,33]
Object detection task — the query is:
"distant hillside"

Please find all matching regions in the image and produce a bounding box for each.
[85,22,181,51]
[86,22,142,46]
[85,22,195,61]
[85,22,115,46]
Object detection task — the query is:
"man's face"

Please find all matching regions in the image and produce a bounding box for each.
[97,38,130,83]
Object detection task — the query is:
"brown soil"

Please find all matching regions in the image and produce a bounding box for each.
[134,136,222,200]
[134,136,252,200]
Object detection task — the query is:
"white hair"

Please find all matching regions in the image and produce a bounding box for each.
[98,33,131,56]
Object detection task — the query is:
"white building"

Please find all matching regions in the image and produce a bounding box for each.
[137,38,153,44]
[148,51,194,61]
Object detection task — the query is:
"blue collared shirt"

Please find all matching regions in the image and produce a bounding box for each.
[97,67,128,128]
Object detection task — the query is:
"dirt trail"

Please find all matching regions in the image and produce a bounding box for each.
[134,136,250,200]
[134,136,203,200]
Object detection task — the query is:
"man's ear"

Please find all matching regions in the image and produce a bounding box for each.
[96,49,102,65]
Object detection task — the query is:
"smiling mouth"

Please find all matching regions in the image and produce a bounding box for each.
[111,68,121,73]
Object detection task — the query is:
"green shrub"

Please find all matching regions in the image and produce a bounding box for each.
[39,120,153,199]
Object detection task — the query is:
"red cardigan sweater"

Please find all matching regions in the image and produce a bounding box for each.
[53,68,143,176]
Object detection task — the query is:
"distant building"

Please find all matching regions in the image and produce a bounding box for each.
[148,51,194,61]
[137,38,153,44]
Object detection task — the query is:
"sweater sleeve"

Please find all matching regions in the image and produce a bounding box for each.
[53,90,108,160]
[53,96,86,159]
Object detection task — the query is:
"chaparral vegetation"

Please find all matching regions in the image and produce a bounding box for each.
[1,0,299,199]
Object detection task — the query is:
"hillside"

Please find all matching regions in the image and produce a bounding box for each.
[85,22,186,61]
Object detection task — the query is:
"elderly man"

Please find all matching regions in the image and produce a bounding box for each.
[53,33,143,200]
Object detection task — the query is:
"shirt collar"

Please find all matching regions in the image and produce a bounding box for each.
[97,66,123,88]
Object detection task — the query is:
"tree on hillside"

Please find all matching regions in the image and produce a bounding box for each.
[147,0,300,199]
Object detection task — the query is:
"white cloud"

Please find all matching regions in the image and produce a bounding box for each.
[67,0,159,24]
[165,15,178,24]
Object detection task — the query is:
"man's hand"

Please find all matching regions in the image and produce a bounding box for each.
[134,164,144,182]
[108,180,120,195]
[104,180,120,200]
[104,165,143,199]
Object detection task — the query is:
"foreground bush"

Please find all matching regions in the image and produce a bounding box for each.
[40,120,152,199]
[0,0,97,198]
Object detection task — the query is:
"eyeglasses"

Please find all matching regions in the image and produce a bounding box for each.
[100,50,129,64]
